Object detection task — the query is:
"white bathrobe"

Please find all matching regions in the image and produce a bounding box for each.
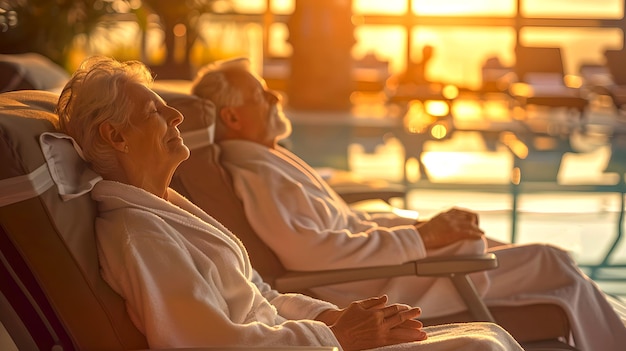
[219,139,626,351]
[92,180,523,351]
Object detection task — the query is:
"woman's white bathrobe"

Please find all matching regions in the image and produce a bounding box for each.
[219,139,626,351]
[91,180,523,350]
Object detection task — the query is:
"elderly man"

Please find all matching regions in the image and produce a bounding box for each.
[191,57,626,351]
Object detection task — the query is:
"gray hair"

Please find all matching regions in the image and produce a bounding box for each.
[56,56,154,176]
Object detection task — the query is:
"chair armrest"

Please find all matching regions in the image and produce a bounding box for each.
[274,253,497,293]
[274,254,498,322]
[413,254,498,276]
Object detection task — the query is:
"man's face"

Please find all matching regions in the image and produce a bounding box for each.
[231,71,291,146]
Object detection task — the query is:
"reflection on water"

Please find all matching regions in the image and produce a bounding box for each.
[350,129,614,184]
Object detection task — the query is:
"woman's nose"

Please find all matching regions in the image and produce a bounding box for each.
[168,106,184,126]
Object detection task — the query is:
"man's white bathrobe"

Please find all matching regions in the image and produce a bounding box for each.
[92,180,523,350]
[219,139,626,351]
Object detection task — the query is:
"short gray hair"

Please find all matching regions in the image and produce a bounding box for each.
[56,56,154,176]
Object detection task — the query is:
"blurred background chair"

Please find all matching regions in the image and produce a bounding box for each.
[510,46,588,125]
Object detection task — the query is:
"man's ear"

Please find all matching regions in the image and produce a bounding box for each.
[219,107,242,131]
[99,122,127,153]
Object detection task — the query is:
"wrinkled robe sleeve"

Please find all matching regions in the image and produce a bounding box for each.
[96,212,340,349]
[251,269,340,320]
[228,163,428,271]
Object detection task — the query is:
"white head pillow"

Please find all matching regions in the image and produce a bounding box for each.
[39,132,102,201]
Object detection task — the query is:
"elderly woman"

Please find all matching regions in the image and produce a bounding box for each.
[55,56,522,351]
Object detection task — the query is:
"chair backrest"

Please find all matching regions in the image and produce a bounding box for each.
[604,49,626,85]
[515,46,565,83]
[170,95,287,285]
[0,88,213,350]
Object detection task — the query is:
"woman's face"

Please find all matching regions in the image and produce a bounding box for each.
[121,83,189,180]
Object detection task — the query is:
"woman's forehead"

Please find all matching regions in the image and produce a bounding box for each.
[127,83,163,114]
[130,83,161,101]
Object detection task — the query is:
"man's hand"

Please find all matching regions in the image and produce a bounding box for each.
[325,296,427,351]
[416,207,484,249]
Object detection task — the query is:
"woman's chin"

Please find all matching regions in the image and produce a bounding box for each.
[171,144,191,164]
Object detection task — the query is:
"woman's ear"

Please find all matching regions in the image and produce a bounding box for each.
[99,122,127,153]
